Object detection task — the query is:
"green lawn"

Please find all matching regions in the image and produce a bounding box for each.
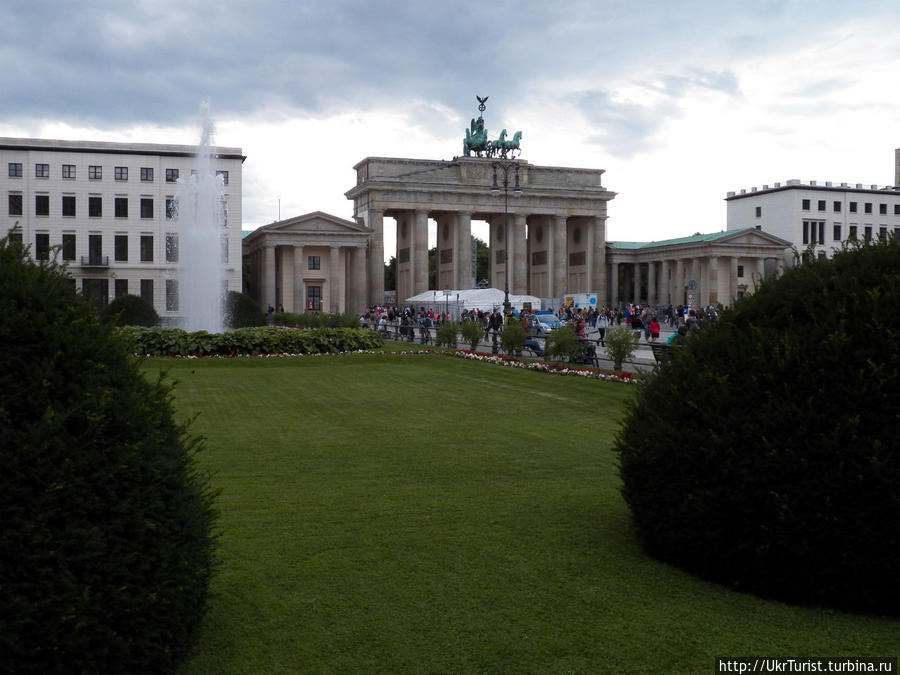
[144,354,898,674]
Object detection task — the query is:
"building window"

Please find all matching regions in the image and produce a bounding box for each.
[8,162,22,177]
[140,279,153,304]
[165,168,179,182]
[62,195,76,217]
[8,231,22,246]
[308,255,320,270]
[880,203,887,215]
[737,264,744,278]
[816,200,825,211]
[35,163,49,178]
[755,206,761,217]
[35,195,49,216]
[221,236,229,263]
[833,224,841,241]
[849,225,858,239]
[140,167,154,182]
[833,201,841,212]
[165,279,179,311]
[166,198,176,220]
[216,170,229,185]
[8,193,22,216]
[115,197,128,218]
[864,226,872,241]
[35,233,50,260]
[88,196,102,217]
[849,201,857,213]
[114,166,128,181]
[140,198,154,219]
[89,165,102,180]
[115,278,128,297]
[864,202,872,214]
[879,226,887,240]
[115,234,128,261]
[62,164,76,179]
[894,205,900,216]
[803,220,825,245]
[140,235,153,262]
[895,227,900,240]
[165,234,179,263]
[306,285,321,312]
[801,199,810,210]
[62,234,76,261]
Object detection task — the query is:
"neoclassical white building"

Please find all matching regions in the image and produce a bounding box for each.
[242,212,370,313]
[726,177,900,263]
[1,137,244,319]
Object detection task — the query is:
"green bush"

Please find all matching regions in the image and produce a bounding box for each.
[435,321,459,348]
[500,320,527,355]
[603,325,639,371]
[459,319,484,351]
[101,293,160,327]
[273,311,361,328]
[0,240,218,672]
[119,325,384,356]
[224,291,266,328]
[544,326,581,361]
[615,239,900,616]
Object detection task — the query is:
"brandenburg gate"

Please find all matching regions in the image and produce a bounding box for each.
[345,156,615,307]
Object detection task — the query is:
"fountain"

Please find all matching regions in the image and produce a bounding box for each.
[175,103,226,333]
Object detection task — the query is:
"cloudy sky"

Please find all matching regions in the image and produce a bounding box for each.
[3,0,900,257]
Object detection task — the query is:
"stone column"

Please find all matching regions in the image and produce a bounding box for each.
[633,262,643,305]
[413,209,429,294]
[755,257,767,291]
[352,245,368,313]
[368,209,384,307]
[674,258,685,306]
[263,244,276,312]
[715,256,730,308]
[647,260,657,307]
[660,259,670,306]
[512,213,527,295]
[329,246,341,313]
[729,257,739,307]
[610,261,619,306]
[701,256,714,307]
[456,210,472,289]
[591,216,606,302]
[552,214,567,299]
[292,245,305,313]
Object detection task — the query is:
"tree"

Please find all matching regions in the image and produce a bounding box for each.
[0,239,218,672]
[616,239,900,616]
[384,256,396,292]
[101,293,160,327]
[474,236,489,287]
[224,290,266,328]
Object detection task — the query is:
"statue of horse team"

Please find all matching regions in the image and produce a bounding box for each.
[463,116,522,158]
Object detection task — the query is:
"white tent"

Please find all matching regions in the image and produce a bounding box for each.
[404,288,541,315]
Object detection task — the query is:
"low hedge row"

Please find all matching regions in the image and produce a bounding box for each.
[119,325,384,356]
[272,311,361,328]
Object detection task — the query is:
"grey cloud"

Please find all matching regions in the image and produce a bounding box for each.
[574,89,680,157]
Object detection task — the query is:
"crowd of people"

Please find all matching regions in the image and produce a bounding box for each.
[360,302,724,348]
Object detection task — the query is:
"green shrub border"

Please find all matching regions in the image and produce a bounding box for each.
[119,325,384,357]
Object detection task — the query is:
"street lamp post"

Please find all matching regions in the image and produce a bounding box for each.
[491,160,522,315]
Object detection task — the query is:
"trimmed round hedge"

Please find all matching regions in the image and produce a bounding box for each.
[616,240,900,616]
[101,292,160,326]
[0,241,218,672]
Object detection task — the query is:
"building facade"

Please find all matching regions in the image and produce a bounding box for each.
[726,178,900,263]
[1,137,244,320]
[242,212,370,314]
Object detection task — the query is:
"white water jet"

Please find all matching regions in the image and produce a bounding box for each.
[175,103,226,333]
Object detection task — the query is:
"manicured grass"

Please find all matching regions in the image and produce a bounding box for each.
[143,354,898,674]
